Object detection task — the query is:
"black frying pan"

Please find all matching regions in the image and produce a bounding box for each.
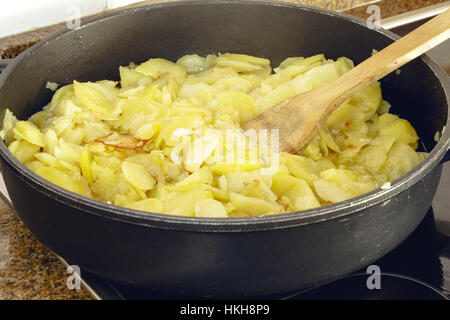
[0,0,449,298]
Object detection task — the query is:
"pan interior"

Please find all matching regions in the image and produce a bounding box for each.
[0,1,448,226]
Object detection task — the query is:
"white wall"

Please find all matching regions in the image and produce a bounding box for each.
[0,0,144,38]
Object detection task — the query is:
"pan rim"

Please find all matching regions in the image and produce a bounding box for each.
[0,0,449,232]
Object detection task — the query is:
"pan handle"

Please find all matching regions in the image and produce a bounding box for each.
[0,171,13,210]
[0,58,15,210]
[442,144,450,163]
[0,59,12,73]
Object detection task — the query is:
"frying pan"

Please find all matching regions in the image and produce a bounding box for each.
[0,0,449,298]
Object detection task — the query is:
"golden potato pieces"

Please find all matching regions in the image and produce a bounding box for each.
[1,52,426,217]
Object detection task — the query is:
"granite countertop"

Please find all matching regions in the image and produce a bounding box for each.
[0,0,446,300]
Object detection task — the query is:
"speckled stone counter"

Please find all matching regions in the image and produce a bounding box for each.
[0,201,91,299]
[0,0,446,300]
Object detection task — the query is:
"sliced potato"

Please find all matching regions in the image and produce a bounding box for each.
[229,192,283,216]
[13,121,45,147]
[1,52,426,217]
[135,58,186,82]
[125,198,164,213]
[379,119,418,146]
[216,91,257,123]
[34,166,86,196]
[195,198,228,218]
[163,189,213,216]
[8,140,41,163]
[177,54,207,74]
[121,161,156,191]
[73,81,120,120]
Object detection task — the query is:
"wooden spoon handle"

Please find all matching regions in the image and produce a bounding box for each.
[312,8,450,114]
[242,9,450,154]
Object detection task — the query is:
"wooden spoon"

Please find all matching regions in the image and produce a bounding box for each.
[242,9,450,153]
